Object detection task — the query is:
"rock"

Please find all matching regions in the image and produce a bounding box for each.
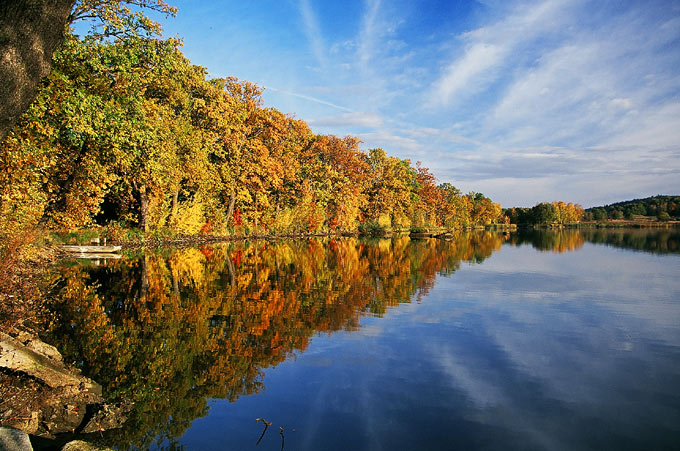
[9,412,39,436]
[40,394,86,435]
[0,333,110,439]
[16,333,63,362]
[61,441,113,451]
[0,426,33,451]
[80,402,132,434]
[0,332,100,396]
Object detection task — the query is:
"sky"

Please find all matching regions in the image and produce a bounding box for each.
[154,0,680,208]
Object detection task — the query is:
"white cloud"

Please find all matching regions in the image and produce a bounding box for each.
[610,98,633,110]
[434,43,503,104]
[431,0,577,106]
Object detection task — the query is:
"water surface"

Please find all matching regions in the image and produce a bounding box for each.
[47,229,680,450]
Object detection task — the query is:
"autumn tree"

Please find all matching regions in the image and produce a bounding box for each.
[364,148,420,229]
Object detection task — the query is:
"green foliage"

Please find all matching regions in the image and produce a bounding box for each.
[531,202,557,224]
[358,220,388,236]
[410,226,429,234]
[586,195,680,220]
[50,229,102,245]
[658,211,671,221]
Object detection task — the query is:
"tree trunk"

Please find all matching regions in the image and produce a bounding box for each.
[225,254,236,288]
[171,189,179,220]
[254,195,258,231]
[140,255,149,299]
[226,190,236,225]
[139,185,149,232]
[0,0,76,141]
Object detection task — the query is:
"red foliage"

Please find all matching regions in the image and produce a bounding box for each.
[232,250,242,266]
[200,222,213,235]
[233,209,243,226]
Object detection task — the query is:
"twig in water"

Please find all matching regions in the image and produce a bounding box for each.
[279,426,285,451]
[255,418,271,446]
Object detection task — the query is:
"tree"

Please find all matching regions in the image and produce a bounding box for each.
[0,0,76,141]
[592,208,607,221]
[68,0,176,40]
[364,148,420,228]
[657,211,671,221]
[531,202,557,224]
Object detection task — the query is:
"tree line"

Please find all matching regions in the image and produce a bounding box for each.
[584,195,680,221]
[0,1,510,238]
[503,201,585,225]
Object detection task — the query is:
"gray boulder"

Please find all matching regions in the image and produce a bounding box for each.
[0,426,32,451]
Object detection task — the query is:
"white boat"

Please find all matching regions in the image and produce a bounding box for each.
[59,245,122,254]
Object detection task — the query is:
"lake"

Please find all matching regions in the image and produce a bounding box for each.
[44,229,680,450]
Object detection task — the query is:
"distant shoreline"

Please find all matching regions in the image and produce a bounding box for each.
[527,220,680,229]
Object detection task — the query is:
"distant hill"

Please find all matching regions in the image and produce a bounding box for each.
[585,195,680,220]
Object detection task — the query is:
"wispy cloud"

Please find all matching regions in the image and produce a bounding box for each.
[358,0,382,67]
[265,86,353,112]
[309,112,383,128]
[434,43,503,104]
[431,0,576,106]
[298,0,327,69]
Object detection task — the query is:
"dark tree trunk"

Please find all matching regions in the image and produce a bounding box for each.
[0,0,75,141]
[140,255,149,299]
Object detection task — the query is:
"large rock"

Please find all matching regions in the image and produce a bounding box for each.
[0,426,33,451]
[0,332,100,395]
[0,332,109,438]
[61,441,113,451]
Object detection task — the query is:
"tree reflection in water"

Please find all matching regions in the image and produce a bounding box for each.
[45,233,503,448]
[43,229,678,448]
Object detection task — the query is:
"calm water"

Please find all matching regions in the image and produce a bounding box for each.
[47,229,680,450]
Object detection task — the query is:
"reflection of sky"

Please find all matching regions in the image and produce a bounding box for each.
[178,242,680,450]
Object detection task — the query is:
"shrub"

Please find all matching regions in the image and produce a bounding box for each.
[657,211,671,221]
[410,226,429,234]
[358,220,387,236]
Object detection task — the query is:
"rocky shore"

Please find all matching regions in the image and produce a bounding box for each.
[0,332,126,450]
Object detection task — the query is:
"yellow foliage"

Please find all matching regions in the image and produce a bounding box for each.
[270,208,296,234]
[169,200,205,235]
[170,249,206,288]
[377,213,392,229]
[392,212,411,230]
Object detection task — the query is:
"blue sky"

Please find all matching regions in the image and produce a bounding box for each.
[155,0,680,207]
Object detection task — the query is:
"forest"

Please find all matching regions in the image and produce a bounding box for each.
[0,0,511,241]
[584,195,680,221]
